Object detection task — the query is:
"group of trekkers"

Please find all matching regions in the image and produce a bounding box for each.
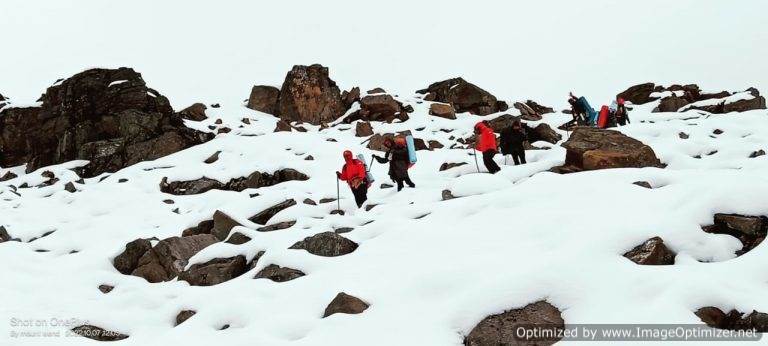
[566,92,630,128]
[337,91,630,208]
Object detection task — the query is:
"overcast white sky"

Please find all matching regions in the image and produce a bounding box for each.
[1,0,766,110]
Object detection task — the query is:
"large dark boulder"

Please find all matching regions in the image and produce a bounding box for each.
[623,237,675,265]
[289,232,358,257]
[417,78,502,115]
[617,82,657,104]
[247,85,280,115]
[0,68,211,177]
[552,127,662,173]
[113,238,154,274]
[323,292,370,317]
[654,95,690,112]
[356,94,410,122]
[178,255,247,286]
[464,301,564,346]
[696,307,768,332]
[131,234,218,283]
[277,64,347,124]
[254,264,305,282]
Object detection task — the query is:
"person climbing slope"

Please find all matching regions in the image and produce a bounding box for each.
[372,137,415,191]
[336,150,369,208]
[474,121,500,174]
[567,92,587,127]
[500,120,527,165]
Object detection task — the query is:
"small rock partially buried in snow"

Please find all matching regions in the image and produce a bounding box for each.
[323,292,370,318]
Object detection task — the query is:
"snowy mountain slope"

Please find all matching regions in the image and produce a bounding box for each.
[1,90,767,345]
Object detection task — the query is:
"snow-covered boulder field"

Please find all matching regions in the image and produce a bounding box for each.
[1,65,767,345]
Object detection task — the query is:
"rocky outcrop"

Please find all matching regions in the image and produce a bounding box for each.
[177,103,208,121]
[464,301,564,346]
[71,325,128,341]
[178,255,247,286]
[417,78,505,115]
[246,85,280,115]
[0,68,212,177]
[289,232,358,257]
[696,307,768,332]
[429,103,456,120]
[278,64,347,124]
[618,82,765,113]
[702,213,766,256]
[254,264,305,282]
[160,168,308,195]
[323,292,370,317]
[623,237,675,265]
[551,127,662,173]
[341,87,361,109]
[130,234,218,283]
[616,82,658,105]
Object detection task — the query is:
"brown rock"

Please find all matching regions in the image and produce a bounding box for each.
[204,151,221,164]
[113,238,154,275]
[247,85,280,115]
[254,264,305,282]
[98,284,114,294]
[225,232,252,245]
[633,181,652,189]
[178,103,208,121]
[277,64,346,125]
[525,100,554,114]
[341,87,361,109]
[175,310,196,326]
[355,121,374,137]
[323,292,370,317]
[713,214,765,236]
[358,94,409,122]
[131,234,218,283]
[249,199,297,225]
[367,87,386,94]
[529,123,561,144]
[555,127,662,173]
[257,221,296,232]
[696,307,768,332]
[513,102,542,121]
[617,82,657,105]
[439,162,467,171]
[178,255,247,286]
[417,78,501,115]
[623,237,675,265]
[654,95,689,112]
[289,232,358,257]
[211,210,242,241]
[0,171,17,181]
[160,169,308,195]
[464,301,564,346]
[429,103,456,120]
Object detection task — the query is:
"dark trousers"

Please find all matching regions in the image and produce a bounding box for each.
[482,150,501,174]
[350,183,368,208]
[393,175,415,191]
[511,150,526,165]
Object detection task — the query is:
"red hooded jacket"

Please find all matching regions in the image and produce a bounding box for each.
[339,150,367,187]
[474,122,497,153]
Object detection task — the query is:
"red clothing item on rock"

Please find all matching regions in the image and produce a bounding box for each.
[474,122,497,153]
[339,150,367,187]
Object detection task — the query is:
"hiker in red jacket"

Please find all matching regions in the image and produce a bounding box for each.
[474,121,501,174]
[336,150,369,208]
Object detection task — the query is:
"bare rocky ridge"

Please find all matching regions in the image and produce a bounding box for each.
[0,68,212,177]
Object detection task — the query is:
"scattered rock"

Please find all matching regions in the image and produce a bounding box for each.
[178,255,247,286]
[303,198,317,206]
[175,310,196,326]
[289,232,358,257]
[304,155,314,161]
[417,78,503,115]
[178,103,208,121]
[319,198,337,204]
[113,238,154,275]
[654,95,689,112]
[98,284,114,294]
[254,264,305,282]
[632,181,652,189]
[131,234,218,283]
[257,221,296,232]
[160,169,308,195]
[429,103,456,120]
[349,94,410,122]
[428,140,444,150]
[0,171,17,181]
[524,100,554,115]
[551,127,662,173]
[64,182,77,193]
[679,132,689,139]
[210,210,242,241]
[380,183,394,189]
[442,189,456,200]
[355,121,374,137]
[274,119,292,132]
[246,85,280,115]
[367,87,386,94]
[464,301,564,346]
[529,123,561,144]
[703,213,766,256]
[439,162,467,171]
[513,102,542,121]
[750,149,765,158]
[249,199,297,225]
[70,325,128,341]
[204,151,221,164]
[695,307,768,332]
[323,292,370,317]
[623,237,675,265]
[225,232,252,245]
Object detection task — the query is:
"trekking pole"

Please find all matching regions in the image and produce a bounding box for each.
[472,148,480,173]
[336,175,341,212]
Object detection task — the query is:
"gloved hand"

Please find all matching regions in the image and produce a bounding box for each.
[336,171,341,179]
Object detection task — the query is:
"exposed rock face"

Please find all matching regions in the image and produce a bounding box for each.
[113,238,154,274]
[175,310,196,326]
[654,95,689,112]
[160,169,309,195]
[278,64,347,124]
[254,264,305,282]
[323,292,370,317]
[178,255,247,286]
[464,301,564,346]
[623,237,675,265]
[429,103,457,120]
[249,199,297,225]
[131,234,218,283]
[0,68,211,177]
[552,127,662,173]
[246,85,280,115]
[71,325,128,341]
[703,213,766,256]
[341,87,361,109]
[289,232,358,257]
[417,78,503,115]
[696,307,768,332]
[177,103,208,121]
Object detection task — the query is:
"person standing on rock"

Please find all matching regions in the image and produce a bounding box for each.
[615,98,630,126]
[474,121,501,174]
[373,137,415,191]
[500,120,527,165]
[336,150,369,208]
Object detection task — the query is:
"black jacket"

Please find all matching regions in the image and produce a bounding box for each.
[499,127,526,154]
[374,146,410,179]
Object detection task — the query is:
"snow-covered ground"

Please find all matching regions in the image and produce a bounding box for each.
[1,97,767,345]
